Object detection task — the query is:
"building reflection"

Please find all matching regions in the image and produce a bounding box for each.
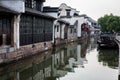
[0,39,90,80]
[0,50,53,80]
[51,39,90,79]
[87,37,97,52]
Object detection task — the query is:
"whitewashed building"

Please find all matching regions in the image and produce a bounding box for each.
[58,3,91,41]
[43,3,82,42]
[43,7,69,45]
[84,16,100,36]
[43,3,93,43]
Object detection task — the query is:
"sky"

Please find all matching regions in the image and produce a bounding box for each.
[44,0,120,21]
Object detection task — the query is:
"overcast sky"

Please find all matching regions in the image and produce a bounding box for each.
[44,0,120,21]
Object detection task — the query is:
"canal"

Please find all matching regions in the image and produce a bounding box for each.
[0,37,118,80]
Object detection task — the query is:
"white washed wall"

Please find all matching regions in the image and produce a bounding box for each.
[78,17,85,37]
[59,9,66,17]
[59,3,79,17]
[59,3,70,17]
[61,24,65,39]
[62,17,85,38]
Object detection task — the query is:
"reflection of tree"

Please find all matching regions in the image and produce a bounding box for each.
[98,48,119,69]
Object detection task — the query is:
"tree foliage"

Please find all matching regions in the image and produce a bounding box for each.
[98,14,120,32]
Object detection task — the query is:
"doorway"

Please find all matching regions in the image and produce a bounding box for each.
[0,16,12,46]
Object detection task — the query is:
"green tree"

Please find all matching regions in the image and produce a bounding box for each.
[98,14,120,32]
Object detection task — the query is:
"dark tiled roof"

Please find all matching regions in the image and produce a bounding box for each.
[60,16,72,18]
[43,7,59,12]
[25,8,56,20]
[79,14,88,18]
[58,19,70,25]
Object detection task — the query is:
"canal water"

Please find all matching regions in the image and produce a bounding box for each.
[0,37,118,80]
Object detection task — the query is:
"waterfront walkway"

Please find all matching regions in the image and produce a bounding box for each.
[115,34,120,79]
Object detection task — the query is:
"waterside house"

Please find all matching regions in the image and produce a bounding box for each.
[43,6,70,45]
[58,3,92,41]
[44,3,82,43]
[58,3,79,42]
[0,1,97,63]
[0,0,56,61]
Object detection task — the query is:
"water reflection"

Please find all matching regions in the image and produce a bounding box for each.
[0,37,118,80]
[97,48,119,69]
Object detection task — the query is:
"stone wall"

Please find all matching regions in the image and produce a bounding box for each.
[0,41,53,63]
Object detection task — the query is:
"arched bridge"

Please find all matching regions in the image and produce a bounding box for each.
[97,33,118,48]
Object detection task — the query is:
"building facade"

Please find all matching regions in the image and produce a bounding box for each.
[85,16,100,36]
[58,3,79,41]
[44,4,81,43]
[43,7,69,45]
[0,0,55,54]
[58,3,92,41]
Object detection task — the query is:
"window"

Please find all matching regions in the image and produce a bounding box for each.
[25,0,43,11]
[67,11,70,17]
[74,29,77,33]
[20,15,33,45]
[25,0,36,9]
[66,9,71,17]
[25,0,32,8]
[20,14,53,45]
[33,0,36,8]
[57,25,59,32]
[44,19,53,41]
[70,28,72,33]
[44,20,53,33]
[94,23,97,26]
[57,13,60,16]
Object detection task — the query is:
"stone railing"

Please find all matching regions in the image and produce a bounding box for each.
[115,33,120,42]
